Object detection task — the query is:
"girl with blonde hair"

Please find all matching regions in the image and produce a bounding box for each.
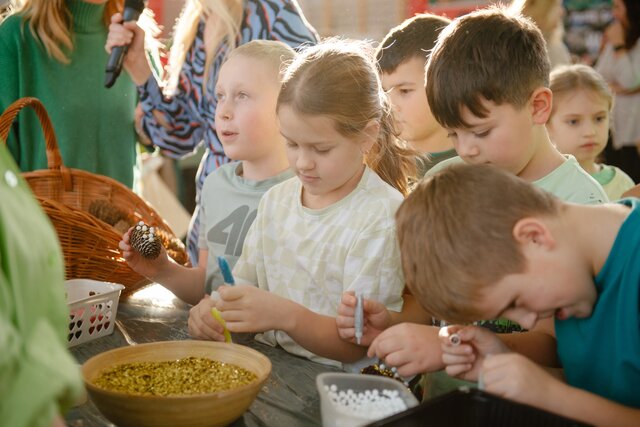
[188,39,416,368]
[0,0,141,188]
[106,0,318,265]
[547,64,635,200]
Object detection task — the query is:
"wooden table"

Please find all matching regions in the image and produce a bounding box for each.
[66,285,342,427]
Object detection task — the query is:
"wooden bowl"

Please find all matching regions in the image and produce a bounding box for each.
[82,340,271,427]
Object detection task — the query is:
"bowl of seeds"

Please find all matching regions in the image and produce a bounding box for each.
[82,340,271,427]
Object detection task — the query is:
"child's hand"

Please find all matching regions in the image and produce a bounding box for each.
[187,297,226,341]
[439,325,510,381]
[336,291,392,346]
[367,323,445,377]
[217,285,293,333]
[482,353,560,410]
[119,228,169,280]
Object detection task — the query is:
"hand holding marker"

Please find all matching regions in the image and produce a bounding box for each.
[210,256,235,343]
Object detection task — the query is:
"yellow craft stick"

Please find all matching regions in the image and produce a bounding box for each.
[210,305,232,343]
[210,289,232,343]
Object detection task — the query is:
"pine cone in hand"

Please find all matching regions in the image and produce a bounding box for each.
[129,221,161,259]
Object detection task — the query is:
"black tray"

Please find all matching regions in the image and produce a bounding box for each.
[367,387,591,427]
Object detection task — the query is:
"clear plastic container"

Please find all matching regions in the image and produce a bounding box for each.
[316,372,419,427]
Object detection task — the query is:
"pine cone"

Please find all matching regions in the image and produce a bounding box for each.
[129,221,162,259]
[155,228,188,265]
[88,200,128,226]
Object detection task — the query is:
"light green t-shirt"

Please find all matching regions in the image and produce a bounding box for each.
[428,155,608,204]
[233,167,405,367]
[592,164,635,201]
[0,144,83,427]
[198,162,294,293]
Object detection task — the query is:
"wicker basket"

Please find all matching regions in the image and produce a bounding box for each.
[0,97,188,294]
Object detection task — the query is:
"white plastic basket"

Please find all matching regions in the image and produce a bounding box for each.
[66,279,125,347]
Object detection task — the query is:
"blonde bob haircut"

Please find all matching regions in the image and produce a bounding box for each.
[224,39,295,82]
[277,39,417,197]
[395,163,560,323]
[4,0,122,64]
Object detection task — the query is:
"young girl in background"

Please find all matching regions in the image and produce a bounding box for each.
[190,39,417,367]
[547,64,635,200]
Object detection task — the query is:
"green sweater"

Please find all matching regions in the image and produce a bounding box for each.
[0,0,138,188]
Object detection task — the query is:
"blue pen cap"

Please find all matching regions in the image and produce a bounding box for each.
[217,256,235,285]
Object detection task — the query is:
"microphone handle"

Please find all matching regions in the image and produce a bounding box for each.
[104,7,143,88]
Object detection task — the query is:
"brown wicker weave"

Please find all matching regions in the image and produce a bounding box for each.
[0,97,188,294]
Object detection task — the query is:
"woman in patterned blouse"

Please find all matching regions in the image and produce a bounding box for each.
[106,0,318,264]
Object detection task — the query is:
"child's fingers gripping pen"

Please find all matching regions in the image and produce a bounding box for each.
[355,293,364,345]
[210,291,232,343]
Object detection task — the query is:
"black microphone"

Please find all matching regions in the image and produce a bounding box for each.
[104,0,146,88]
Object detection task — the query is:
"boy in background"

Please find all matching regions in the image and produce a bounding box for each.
[376,13,455,177]
[398,163,640,426]
[120,40,295,341]
[339,6,608,397]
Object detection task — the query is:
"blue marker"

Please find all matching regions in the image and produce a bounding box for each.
[217,256,235,286]
[355,293,364,345]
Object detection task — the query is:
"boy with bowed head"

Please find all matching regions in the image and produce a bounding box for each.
[400,163,640,426]
[121,41,295,342]
[191,39,417,367]
[338,6,608,396]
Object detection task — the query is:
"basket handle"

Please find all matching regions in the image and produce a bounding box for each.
[0,97,73,190]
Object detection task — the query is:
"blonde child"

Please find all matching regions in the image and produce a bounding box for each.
[106,0,318,264]
[401,163,640,426]
[190,39,416,367]
[120,41,295,339]
[548,64,635,200]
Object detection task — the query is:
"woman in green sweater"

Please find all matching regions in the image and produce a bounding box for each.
[0,0,139,188]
